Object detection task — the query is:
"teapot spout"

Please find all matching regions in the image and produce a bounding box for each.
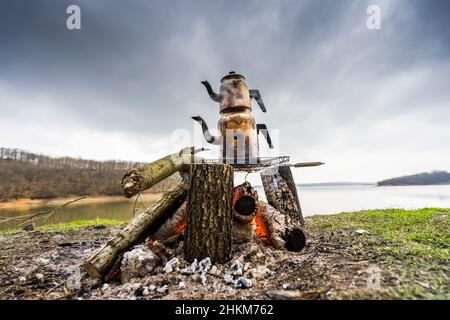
[192,116,222,145]
[201,80,223,102]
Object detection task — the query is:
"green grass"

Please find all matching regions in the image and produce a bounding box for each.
[0,218,126,235]
[307,208,449,258]
[307,208,450,299]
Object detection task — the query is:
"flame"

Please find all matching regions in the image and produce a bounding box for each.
[175,222,187,234]
[252,211,270,242]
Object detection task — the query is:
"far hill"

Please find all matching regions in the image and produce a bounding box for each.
[0,147,179,200]
[377,171,450,186]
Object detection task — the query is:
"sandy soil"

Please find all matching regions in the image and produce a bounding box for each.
[0,223,404,300]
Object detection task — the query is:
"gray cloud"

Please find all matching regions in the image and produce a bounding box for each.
[0,0,449,182]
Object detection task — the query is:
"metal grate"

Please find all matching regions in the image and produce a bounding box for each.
[200,156,290,172]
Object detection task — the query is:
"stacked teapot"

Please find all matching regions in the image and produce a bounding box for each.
[193,71,273,165]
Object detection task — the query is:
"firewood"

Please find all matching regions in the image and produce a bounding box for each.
[82,182,188,279]
[184,164,233,263]
[121,147,204,198]
[260,165,304,227]
[232,181,258,223]
[256,201,305,251]
[232,220,256,244]
[150,204,186,243]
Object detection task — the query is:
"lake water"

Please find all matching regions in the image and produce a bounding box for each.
[1,185,450,231]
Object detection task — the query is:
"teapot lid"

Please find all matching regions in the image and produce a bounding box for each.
[220,71,246,83]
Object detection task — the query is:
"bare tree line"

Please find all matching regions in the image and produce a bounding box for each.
[0,147,141,171]
[0,148,180,200]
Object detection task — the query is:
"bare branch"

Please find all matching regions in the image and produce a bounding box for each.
[0,196,86,226]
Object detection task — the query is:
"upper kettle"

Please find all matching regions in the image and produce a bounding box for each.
[201,71,267,113]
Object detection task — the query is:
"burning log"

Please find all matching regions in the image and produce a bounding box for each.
[260,165,304,227]
[232,220,256,244]
[184,164,234,263]
[255,201,306,251]
[150,204,186,244]
[121,147,205,198]
[232,181,258,223]
[83,182,188,279]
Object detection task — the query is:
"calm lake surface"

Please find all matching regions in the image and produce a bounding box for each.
[2,185,450,231]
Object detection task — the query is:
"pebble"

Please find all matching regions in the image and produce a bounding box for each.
[102,283,110,292]
[18,276,27,284]
[163,258,179,273]
[198,257,212,272]
[181,259,198,275]
[354,229,368,235]
[134,286,149,296]
[282,283,290,289]
[178,281,185,288]
[223,273,234,284]
[235,277,252,289]
[35,273,45,283]
[121,245,160,282]
[208,265,219,276]
[230,261,243,276]
[156,285,168,294]
[199,272,207,285]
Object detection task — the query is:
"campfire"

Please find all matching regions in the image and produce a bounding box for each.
[82,148,307,282]
[83,71,320,284]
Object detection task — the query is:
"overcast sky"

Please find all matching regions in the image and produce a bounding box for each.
[0,0,449,183]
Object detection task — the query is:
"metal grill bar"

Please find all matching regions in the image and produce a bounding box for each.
[199,156,290,172]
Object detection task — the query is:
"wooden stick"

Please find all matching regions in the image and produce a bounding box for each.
[0,196,86,226]
[150,204,186,242]
[291,161,324,168]
[82,182,188,279]
[121,147,205,198]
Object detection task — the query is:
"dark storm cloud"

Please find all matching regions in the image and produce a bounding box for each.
[0,0,449,180]
[1,0,447,132]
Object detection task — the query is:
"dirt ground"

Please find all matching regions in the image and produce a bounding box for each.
[0,220,425,301]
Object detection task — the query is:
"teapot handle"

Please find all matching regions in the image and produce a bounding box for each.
[257,124,274,149]
[249,89,266,112]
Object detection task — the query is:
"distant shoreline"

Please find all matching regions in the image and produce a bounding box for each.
[377,171,450,186]
[298,182,375,188]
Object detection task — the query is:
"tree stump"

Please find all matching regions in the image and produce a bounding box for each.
[260,165,304,227]
[184,164,233,263]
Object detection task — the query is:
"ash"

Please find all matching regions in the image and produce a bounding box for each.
[0,224,386,300]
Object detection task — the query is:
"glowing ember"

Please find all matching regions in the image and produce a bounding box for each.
[175,222,187,234]
[252,210,270,242]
